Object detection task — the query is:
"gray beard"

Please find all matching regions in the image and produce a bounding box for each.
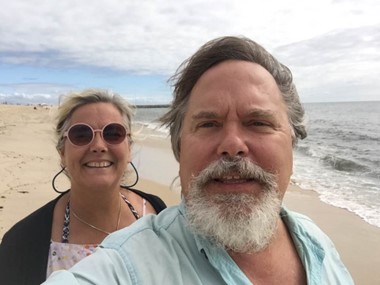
[184,157,282,254]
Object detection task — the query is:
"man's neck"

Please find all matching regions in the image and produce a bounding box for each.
[228,218,307,285]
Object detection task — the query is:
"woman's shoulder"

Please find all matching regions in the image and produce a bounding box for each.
[126,188,167,213]
[1,195,63,245]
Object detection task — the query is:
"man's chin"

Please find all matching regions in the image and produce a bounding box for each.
[185,190,281,253]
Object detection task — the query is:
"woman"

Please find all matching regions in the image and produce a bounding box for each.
[0,89,166,285]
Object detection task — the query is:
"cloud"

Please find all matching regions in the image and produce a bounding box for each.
[1,0,380,103]
[275,24,380,101]
[2,0,378,73]
[0,82,76,104]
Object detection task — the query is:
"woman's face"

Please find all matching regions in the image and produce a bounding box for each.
[60,102,131,192]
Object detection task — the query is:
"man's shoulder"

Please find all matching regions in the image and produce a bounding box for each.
[56,205,224,284]
[281,209,354,283]
[281,207,334,244]
[281,207,342,256]
[101,205,185,250]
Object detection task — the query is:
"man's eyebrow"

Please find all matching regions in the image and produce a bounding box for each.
[190,109,278,120]
[247,109,277,119]
[191,111,219,120]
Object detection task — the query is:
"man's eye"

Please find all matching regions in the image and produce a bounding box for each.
[198,121,219,128]
[247,121,273,129]
[252,121,269,126]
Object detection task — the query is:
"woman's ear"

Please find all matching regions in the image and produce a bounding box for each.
[126,135,132,163]
[127,143,132,163]
[59,148,65,166]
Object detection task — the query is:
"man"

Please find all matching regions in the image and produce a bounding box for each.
[44,36,354,284]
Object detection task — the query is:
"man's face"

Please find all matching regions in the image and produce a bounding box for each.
[179,60,294,201]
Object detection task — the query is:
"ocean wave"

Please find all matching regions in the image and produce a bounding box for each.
[319,192,380,228]
[321,154,369,172]
[295,145,310,155]
[356,133,380,142]
[311,127,380,142]
[294,145,318,157]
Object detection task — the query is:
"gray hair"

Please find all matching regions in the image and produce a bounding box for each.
[55,88,134,153]
[159,36,307,161]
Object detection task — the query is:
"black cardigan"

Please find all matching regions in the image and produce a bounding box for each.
[0,189,166,285]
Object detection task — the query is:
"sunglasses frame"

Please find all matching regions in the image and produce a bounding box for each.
[63,122,129,147]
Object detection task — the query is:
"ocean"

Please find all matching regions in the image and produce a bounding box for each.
[134,101,380,228]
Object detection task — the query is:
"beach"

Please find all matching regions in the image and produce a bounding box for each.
[0,104,379,284]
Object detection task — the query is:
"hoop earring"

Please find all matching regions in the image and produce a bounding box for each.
[52,167,70,194]
[170,175,181,191]
[123,162,139,188]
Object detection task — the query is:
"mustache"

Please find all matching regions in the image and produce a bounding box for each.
[191,156,277,190]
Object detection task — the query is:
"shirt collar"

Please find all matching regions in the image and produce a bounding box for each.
[280,206,325,283]
[179,200,326,284]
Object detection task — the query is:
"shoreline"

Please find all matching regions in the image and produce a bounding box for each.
[0,104,379,284]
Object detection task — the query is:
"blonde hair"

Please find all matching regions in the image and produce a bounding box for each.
[55,88,134,153]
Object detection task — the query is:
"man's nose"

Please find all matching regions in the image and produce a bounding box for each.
[217,125,249,157]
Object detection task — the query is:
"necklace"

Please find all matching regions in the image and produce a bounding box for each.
[71,195,122,235]
[61,191,140,243]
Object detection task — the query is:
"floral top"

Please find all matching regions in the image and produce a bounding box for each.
[46,195,146,278]
[46,242,97,278]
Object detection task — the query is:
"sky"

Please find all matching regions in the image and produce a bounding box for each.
[1,0,379,105]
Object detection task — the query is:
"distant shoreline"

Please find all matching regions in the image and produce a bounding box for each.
[134,104,170,108]
[1,103,170,108]
[3,101,380,108]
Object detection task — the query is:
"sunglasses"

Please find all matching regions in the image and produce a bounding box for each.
[64,123,128,146]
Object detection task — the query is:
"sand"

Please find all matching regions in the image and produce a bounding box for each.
[0,104,379,284]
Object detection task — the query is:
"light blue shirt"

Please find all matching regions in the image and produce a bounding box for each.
[44,203,354,285]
